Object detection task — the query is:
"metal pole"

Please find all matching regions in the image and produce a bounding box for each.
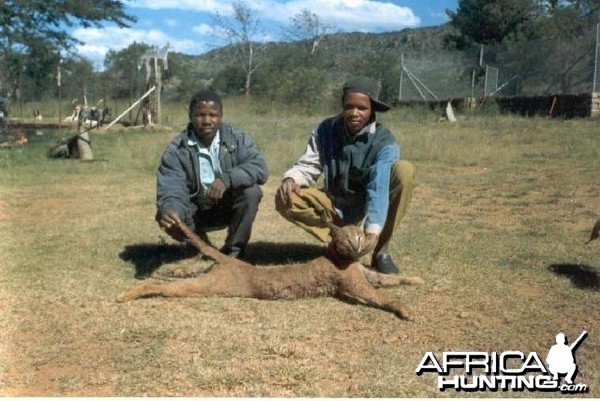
[154,57,161,125]
[484,65,489,97]
[593,23,599,93]
[398,53,404,101]
[57,61,62,128]
[479,44,484,66]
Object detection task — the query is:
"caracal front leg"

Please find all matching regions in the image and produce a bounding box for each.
[338,264,414,320]
[358,264,424,288]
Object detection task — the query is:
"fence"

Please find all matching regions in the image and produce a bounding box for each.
[396,23,600,107]
[395,92,600,119]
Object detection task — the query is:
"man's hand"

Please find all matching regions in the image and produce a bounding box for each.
[159,210,180,230]
[159,210,185,241]
[276,177,301,208]
[207,178,227,205]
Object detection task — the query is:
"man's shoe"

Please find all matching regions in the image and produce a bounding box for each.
[372,253,400,275]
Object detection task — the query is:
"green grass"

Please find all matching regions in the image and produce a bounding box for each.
[0,101,599,396]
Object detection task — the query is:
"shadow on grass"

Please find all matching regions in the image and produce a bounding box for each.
[548,263,599,290]
[119,243,190,279]
[245,241,325,265]
[119,241,326,279]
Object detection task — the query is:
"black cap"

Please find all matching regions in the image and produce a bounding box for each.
[342,76,391,112]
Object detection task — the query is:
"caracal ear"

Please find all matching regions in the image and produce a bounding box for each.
[356,215,367,230]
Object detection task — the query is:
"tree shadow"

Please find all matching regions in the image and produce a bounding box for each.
[547,263,599,290]
[119,241,326,279]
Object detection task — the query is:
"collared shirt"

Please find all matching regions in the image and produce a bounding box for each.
[187,130,222,209]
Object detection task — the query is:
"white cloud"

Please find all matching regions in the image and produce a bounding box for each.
[251,0,420,31]
[131,0,420,31]
[72,26,208,70]
[130,0,225,13]
[164,19,180,27]
[73,0,421,70]
[192,23,224,37]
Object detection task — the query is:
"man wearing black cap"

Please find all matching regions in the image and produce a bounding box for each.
[156,90,269,259]
[275,76,414,274]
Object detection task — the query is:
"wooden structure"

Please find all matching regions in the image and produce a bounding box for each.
[139,43,170,126]
[592,92,600,117]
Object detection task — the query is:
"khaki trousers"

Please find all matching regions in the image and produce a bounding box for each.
[275,160,415,252]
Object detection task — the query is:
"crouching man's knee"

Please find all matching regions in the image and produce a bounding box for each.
[391,160,415,187]
[239,184,263,205]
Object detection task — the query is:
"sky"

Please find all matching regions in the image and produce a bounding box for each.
[72,0,459,69]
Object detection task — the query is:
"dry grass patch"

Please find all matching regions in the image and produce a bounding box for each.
[0,111,598,397]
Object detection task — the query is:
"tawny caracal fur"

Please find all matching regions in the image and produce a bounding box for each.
[117,213,423,320]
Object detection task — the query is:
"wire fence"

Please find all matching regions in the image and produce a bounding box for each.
[397,23,600,102]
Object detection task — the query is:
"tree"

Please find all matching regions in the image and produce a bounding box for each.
[58,56,96,103]
[253,45,330,112]
[489,0,600,94]
[214,1,264,96]
[103,42,152,101]
[0,0,134,100]
[445,0,536,48]
[282,9,334,56]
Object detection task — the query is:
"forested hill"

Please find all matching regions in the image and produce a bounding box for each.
[164,24,467,106]
[165,19,596,106]
[3,1,597,107]
[189,23,453,73]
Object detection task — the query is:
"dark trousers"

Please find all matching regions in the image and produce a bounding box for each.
[191,184,263,253]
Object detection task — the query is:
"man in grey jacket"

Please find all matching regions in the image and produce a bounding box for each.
[156,90,268,258]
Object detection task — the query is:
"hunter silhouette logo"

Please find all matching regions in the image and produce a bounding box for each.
[415,330,589,393]
[546,331,587,385]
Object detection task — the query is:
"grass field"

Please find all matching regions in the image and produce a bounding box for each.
[0,100,598,397]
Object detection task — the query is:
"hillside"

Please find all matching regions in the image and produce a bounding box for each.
[165,24,474,103]
[164,22,596,104]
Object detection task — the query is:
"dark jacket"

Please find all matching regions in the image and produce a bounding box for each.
[317,116,396,198]
[156,122,269,225]
[283,116,400,231]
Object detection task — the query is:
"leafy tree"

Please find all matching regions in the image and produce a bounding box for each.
[0,0,134,100]
[253,45,330,112]
[163,53,214,101]
[445,0,536,48]
[58,56,96,103]
[103,42,152,101]
[488,0,600,94]
[213,65,247,95]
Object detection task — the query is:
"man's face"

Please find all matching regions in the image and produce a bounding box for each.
[342,92,372,135]
[190,101,222,145]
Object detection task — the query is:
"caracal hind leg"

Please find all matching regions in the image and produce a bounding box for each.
[116,277,217,302]
[339,265,413,320]
[358,264,424,288]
